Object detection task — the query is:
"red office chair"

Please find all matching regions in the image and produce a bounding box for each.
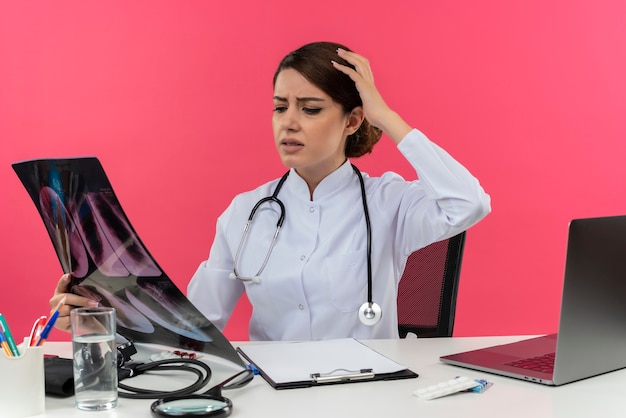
[397,231,466,338]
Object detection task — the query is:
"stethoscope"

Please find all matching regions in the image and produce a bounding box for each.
[114,342,254,417]
[229,164,382,326]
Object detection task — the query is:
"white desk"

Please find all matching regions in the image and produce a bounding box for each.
[40,336,625,418]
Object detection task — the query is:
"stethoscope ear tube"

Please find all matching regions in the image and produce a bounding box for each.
[231,165,382,326]
[230,173,289,283]
[249,196,286,227]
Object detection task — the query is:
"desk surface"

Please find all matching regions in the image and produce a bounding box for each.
[40,336,624,418]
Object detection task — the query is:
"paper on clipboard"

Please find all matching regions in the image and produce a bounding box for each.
[237,338,417,388]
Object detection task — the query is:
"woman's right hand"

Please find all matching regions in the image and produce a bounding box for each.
[50,274,99,332]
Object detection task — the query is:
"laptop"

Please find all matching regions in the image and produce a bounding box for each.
[440,215,626,386]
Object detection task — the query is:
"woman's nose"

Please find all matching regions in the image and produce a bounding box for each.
[279,107,300,130]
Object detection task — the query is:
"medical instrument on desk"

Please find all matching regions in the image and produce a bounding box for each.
[229,164,382,326]
[149,368,252,417]
[110,342,252,417]
[41,341,251,416]
[111,342,253,415]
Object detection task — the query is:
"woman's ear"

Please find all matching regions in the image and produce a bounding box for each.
[345,107,365,135]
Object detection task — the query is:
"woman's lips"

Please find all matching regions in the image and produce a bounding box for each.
[280,139,304,153]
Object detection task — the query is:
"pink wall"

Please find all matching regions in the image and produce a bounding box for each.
[1,1,625,342]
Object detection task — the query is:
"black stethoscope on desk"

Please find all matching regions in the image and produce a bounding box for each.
[228,163,382,326]
[149,366,252,417]
[116,356,253,417]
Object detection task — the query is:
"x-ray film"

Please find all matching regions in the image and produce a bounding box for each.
[13,157,244,367]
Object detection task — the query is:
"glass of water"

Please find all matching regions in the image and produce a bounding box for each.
[70,307,118,411]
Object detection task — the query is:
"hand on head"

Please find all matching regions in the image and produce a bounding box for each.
[50,274,99,332]
[332,48,412,143]
[332,49,389,126]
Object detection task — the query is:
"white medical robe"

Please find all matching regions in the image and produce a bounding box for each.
[188,129,491,340]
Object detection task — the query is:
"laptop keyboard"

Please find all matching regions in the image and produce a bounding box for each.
[505,352,556,373]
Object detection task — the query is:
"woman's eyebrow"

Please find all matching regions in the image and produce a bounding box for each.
[273,96,326,103]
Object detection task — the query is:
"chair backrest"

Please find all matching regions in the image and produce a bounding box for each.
[397,231,466,338]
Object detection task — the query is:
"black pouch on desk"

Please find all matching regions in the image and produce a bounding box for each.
[44,357,75,397]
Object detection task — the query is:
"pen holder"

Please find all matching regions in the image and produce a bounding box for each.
[0,339,45,418]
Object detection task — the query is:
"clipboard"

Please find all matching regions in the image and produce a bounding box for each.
[236,338,418,389]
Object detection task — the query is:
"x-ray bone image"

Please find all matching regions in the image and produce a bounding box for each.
[13,157,243,367]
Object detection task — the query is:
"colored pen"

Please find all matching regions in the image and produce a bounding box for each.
[29,316,48,347]
[35,298,66,347]
[0,313,19,356]
[0,330,13,357]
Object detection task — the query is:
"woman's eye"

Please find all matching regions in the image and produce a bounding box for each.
[303,107,321,115]
[273,106,287,113]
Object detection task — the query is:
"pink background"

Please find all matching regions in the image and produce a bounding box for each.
[1,1,625,342]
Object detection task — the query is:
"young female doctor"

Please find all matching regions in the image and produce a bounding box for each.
[49,42,491,340]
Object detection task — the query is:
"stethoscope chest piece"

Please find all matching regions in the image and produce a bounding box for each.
[151,395,233,417]
[359,301,382,326]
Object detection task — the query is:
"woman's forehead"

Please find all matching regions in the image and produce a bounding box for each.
[273,69,330,100]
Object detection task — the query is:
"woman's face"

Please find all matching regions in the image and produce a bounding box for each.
[273,68,361,183]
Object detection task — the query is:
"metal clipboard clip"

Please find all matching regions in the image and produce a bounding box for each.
[310,368,375,384]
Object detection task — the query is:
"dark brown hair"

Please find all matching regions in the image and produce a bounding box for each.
[273,42,382,158]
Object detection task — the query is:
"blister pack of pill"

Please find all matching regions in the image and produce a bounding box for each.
[413,376,482,400]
